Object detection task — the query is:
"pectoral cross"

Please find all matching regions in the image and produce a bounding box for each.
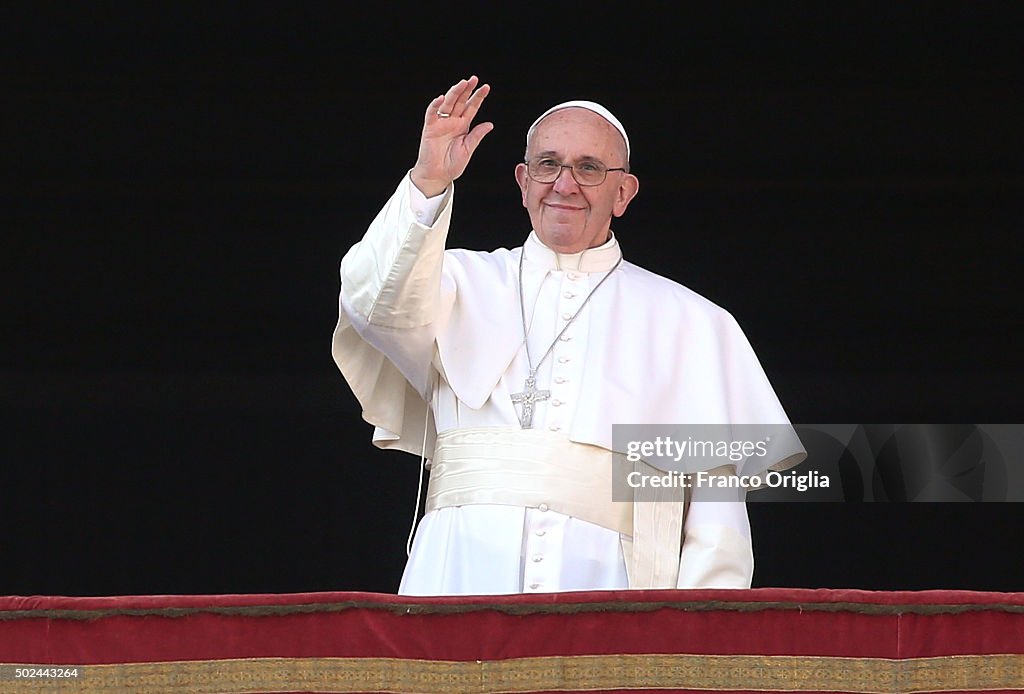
[510,370,550,429]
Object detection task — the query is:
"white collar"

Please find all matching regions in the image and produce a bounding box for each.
[523,231,623,273]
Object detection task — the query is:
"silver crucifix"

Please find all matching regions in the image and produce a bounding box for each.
[510,370,550,429]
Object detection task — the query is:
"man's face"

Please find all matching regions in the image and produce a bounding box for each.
[515,108,639,254]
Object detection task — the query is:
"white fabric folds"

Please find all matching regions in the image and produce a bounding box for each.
[427,426,684,588]
[332,174,805,593]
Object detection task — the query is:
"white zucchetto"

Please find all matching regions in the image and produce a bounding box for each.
[526,100,630,160]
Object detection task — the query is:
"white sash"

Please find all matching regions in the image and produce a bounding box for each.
[426,427,685,589]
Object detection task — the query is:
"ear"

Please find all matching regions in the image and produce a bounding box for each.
[514,162,529,206]
[612,173,639,217]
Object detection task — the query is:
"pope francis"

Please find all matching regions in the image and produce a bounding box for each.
[333,76,805,595]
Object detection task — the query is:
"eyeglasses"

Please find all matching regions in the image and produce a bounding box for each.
[525,157,627,186]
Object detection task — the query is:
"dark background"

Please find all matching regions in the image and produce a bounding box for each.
[3,3,1022,596]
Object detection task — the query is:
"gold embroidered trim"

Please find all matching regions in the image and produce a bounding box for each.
[2,653,1022,693]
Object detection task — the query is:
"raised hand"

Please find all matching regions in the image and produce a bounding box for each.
[410,76,493,197]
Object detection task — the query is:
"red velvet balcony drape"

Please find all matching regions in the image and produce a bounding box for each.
[2,588,1023,693]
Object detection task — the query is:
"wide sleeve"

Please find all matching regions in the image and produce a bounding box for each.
[331,175,455,456]
[676,498,754,589]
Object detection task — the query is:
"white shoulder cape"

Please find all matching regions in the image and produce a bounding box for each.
[332,177,804,477]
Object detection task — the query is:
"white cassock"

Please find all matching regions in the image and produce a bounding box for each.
[333,175,805,596]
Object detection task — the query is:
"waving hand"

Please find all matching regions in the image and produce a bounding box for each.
[410,76,493,197]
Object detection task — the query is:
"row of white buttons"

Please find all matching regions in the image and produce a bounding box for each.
[525,506,556,592]
[540,272,584,442]
[525,270,587,592]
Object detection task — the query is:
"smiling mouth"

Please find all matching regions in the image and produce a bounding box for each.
[545,203,583,211]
